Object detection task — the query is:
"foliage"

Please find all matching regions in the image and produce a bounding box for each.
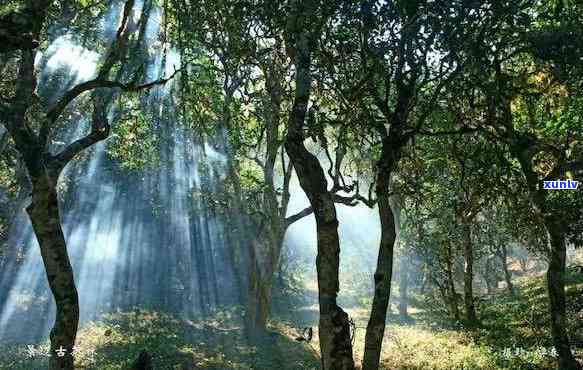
[107,97,160,171]
[0,309,320,370]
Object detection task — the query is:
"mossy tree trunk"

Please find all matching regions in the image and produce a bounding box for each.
[1,2,176,368]
[244,48,313,337]
[27,168,78,370]
[284,1,355,366]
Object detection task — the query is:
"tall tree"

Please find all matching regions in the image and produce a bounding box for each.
[0,1,178,368]
[454,1,583,366]
[340,2,462,368]
[283,0,355,368]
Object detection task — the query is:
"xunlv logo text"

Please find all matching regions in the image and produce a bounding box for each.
[543,180,579,190]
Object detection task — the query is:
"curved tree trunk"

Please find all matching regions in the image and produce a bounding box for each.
[285,135,355,369]
[1,3,169,369]
[27,173,79,370]
[362,183,396,370]
[284,14,354,367]
[285,104,355,370]
[362,137,399,370]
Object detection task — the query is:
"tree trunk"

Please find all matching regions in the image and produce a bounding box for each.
[362,138,399,370]
[512,145,580,370]
[27,173,79,370]
[246,261,270,337]
[131,351,153,370]
[499,244,514,295]
[462,221,478,327]
[484,257,494,295]
[245,74,285,338]
[284,135,355,368]
[398,252,409,321]
[0,125,8,155]
[245,232,284,339]
[445,243,460,321]
[419,269,427,295]
[436,281,448,310]
[284,25,354,370]
[546,224,581,370]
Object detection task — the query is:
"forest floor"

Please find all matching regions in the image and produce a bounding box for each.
[0,267,581,370]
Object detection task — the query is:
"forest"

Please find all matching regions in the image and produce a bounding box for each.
[0,0,582,369]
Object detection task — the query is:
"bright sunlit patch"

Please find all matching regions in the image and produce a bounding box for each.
[100,0,124,41]
[165,49,181,76]
[45,36,100,83]
[203,142,226,164]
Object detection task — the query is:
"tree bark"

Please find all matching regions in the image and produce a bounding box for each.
[362,137,399,370]
[245,232,284,339]
[398,251,409,321]
[547,223,581,370]
[445,243,460,321]
[246,260,270,336]
[512,144,581,370]
[285,127,355,370]
[462,221,478,326]
[245,64,286,337]
[0,125,8,155]
[27,172,79,370]
[499,244,514,295]
[284,12,355,367]
[483,256,495,295]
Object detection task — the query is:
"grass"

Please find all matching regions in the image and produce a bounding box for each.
[351,266,583,369]
[0,309,319,370]
[0,267,581,369]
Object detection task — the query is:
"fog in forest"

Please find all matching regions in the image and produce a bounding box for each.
[0,0,582,369]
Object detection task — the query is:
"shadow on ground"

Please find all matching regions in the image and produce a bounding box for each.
[0,309,319,370]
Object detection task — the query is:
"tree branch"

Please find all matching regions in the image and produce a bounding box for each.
[417,126,479,137]
[46,68,181,125]
[283,184,379,228]
[284,206,313,228]
[333,192,378,208]
[50,93,109,171]
[40,0,137,147]
[50,70,180,170]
